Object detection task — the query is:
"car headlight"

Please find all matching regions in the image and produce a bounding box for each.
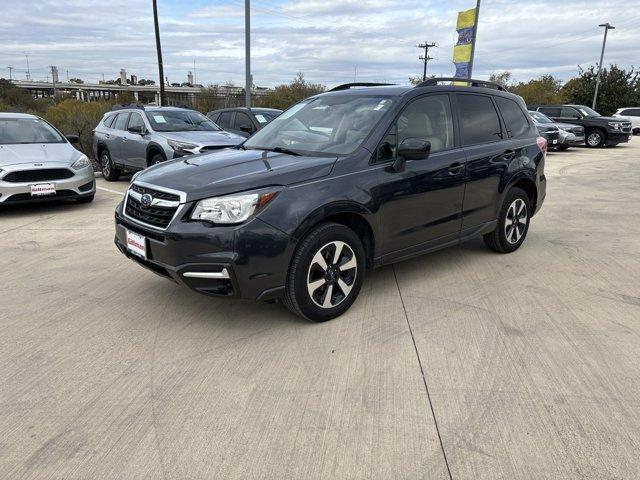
[167,139,199,155]
[608,122,621,130]
[71,154,91,170]
[191,190,279,224]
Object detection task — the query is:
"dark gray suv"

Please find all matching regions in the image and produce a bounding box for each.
[92,105,245,181]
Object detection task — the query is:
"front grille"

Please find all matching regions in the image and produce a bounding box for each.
[125,184,180,229]
[7,190,76,202]
[2,168,74,183]
[621,123,632,133]
[116,214,166,243]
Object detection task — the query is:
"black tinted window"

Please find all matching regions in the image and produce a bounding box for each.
[621,109,640,117]
[457,94,502,145]
[113,113,130,131]
[560,107,580,119]
[496,97,530,138]
[234,112,253,131]
[539,107,561,117]
[217,112,233,128]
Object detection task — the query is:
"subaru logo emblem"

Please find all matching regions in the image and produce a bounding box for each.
[141,193,153,207]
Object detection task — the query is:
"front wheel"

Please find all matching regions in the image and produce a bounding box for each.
[100,149,120,181]
[284,223,365,322]
[586,130,605,148]
[484,187,531,253]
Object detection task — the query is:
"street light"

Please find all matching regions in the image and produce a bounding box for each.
[245,0,251,108]
[592,23,615,110]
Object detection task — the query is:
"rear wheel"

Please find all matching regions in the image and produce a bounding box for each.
[284,223,365,322]
[586,130,605,148]
[484,187,531,253]
[100,149,120,181]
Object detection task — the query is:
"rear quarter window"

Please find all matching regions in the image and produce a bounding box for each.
[495,97,531,138]
[103,114,116,128]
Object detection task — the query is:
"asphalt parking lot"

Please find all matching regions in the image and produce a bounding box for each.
[2,141,640,480]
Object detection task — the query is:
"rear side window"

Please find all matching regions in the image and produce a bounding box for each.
[234,112,253,131]
[457,94,502,145]
[495,97,530,138]
[621,109,640,116]
[539,107,560,117]
[112,113,130,131]
[217,111,233,128]
[103,114,116,128]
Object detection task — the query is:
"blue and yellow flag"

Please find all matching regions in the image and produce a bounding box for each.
[453,7,478,80]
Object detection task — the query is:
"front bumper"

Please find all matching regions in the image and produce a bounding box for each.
[558,130,585,147]
[607,131,632,145]
[114,203,294,301]
[0,165,95,204]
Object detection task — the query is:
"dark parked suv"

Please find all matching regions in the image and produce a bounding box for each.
[534,104,632,148]
[208,107,282,138]
[114,79,547,321]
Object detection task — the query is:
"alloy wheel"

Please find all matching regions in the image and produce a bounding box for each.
[306,241,357,308]
[504,198,528,245]
[587,132,602,147]
[101,153,111,177]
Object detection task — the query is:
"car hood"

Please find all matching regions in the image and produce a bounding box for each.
[0,143,82,167]
[554,123,583,130]
[156,130,244,146]
[137,148,338,201]
[589,116,628,123]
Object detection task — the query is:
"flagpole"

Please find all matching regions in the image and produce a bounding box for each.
[467,0,481,79]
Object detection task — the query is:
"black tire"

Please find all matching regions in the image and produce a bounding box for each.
[100,149,120,181]
[483,187,531,254]
[76,194,94,204]
[556,145,570,151]
[284,222,365,322]
[148,153,165,167]
[585,130,605,148]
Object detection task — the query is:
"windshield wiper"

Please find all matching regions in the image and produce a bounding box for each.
[271,146,302,156]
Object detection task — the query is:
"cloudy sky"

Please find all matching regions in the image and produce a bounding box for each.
[0,0,638,88]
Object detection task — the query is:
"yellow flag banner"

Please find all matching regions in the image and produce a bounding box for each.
[456,8,477,30]
[453,6,478,80]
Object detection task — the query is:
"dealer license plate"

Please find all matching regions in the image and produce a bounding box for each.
[126,230,147,259]
[30,183,56,196]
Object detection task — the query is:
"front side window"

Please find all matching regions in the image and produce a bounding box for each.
[217,112,233,128]
[575,106,600,117]
[560,107,581,119]
[113,113,130,131]
[0,117,65,144]
[377,95,454,162]
[457,94,503,145]
[234,112,253,131]
[145,110,221,132]
[495,97,531,138]
[244,95,395,156]
[128,112,146,131]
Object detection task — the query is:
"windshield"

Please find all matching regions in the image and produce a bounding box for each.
[145,110,221,132]
[244,95,394,156]
[529,111,553,123]
[0,117,65,145]
[575,106,600,117]
[254,111,280,125]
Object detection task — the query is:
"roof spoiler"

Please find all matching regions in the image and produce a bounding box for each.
[415,77,505,91]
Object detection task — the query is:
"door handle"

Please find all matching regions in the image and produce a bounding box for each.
[448,162,464,175]
[504,149,516,160]
[105,134,110,139]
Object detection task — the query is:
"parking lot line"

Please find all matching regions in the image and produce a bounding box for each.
[96,185,125,196]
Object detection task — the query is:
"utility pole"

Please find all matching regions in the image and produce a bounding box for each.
[593,22,615,110]
[24,53,31,80]
[417,42,436,81]
[468,0,481,79]
[245,0,251,108]
[7,66,13,81]
[152,0,166,106]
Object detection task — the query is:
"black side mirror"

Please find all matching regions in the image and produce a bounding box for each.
[128,125,145,135]
[65,134,79,144]
[392,138,431,172]
[240,125,254,134]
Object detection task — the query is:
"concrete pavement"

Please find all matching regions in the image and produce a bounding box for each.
[1,141,639,479]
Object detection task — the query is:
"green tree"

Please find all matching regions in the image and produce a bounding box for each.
[510,75,566,106]
[561,65,640,116]
[0,79,51,113]
[488,71,513,88]
[257,73,325,110]
[44,100,111,158]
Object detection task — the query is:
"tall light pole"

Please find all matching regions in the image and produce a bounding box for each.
[152,0,166,106]
[593,23,615,110]
[245,0,251,108]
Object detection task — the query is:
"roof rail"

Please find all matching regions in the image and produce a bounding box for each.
[328,82,396,92]
[415,77,505,91]
[111,103,146,111]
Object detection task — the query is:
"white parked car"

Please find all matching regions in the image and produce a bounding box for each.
[613,108,640,135]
